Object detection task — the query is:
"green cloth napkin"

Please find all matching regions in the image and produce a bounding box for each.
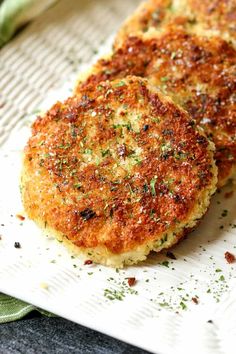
[0,0,59,323]
[0,293,55,323]
[0,0,57,48]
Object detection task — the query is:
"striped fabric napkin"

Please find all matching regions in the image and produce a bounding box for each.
[0,0,59,323]
[0,293,55,323]
[0,0,57,47]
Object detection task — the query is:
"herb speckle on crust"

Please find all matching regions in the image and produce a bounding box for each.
[78,28,236,186]
[22,76,216,266]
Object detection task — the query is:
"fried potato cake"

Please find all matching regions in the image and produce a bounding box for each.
[22,76,217,267]
[115,0,236,48]
[76,29,236,187]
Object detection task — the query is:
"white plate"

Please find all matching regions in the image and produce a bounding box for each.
[0,1,236,353]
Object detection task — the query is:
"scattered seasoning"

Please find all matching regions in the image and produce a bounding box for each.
[221,209,228,217]
[225,251,235,264]
[14,242,21,249]
[143,124,149,131]
[143,184,149,193]
[104,288,125,301]
[114,80,126,87]
[150,177,157,197]
[84,259,93,265]
[207,320,213,324]
[159,302,170,308]
[126,277,136,287]
[101,149,110,157]
[80,208,96,221]
[104,277,138,301]
[160,76,169,82]
[161,261,169,268]
[166,251,176,260]
[224,191,234,199]
[16,214,25,221]
[180,301,187,310]
[192,297,199,304]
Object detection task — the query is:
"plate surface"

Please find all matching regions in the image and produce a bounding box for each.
[0,1,236,353]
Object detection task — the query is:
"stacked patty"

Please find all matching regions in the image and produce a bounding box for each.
[22,0,236,266]
[76,28,236,187]
[115,0,236,48]
[22,77,217,267]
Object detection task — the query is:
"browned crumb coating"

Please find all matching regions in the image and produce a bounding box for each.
[22,77,217,266]
[77,29,236,186]
[115,0,236,48]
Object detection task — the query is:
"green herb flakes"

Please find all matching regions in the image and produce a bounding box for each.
[180,301,187,310]
[150,177,157,197]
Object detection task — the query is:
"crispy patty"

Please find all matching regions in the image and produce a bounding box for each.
[76,29,236,187]
[115,0,236,48]
[22,76,217,267]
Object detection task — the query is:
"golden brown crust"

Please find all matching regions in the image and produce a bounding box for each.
[22,77,216,262]
[76,29,236,186]
[115,0,236,48]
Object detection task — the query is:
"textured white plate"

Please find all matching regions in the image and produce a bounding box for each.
[0,1,236,353]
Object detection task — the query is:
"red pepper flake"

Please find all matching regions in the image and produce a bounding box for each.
[192,297,199,304]
[84,259,93,265]
[224,191,234,199]
[126,277,136,287]
[225,251,235,264]
[166,251,176,260]
[16,214,25,221]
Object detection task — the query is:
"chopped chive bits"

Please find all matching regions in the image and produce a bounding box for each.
[219,275,225,281]
[150,177,157,197]
[161,261,169,268]
[160,76,169,82]
[114,80,126,87]
[180,301,187,310]
[104,289,125,301]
